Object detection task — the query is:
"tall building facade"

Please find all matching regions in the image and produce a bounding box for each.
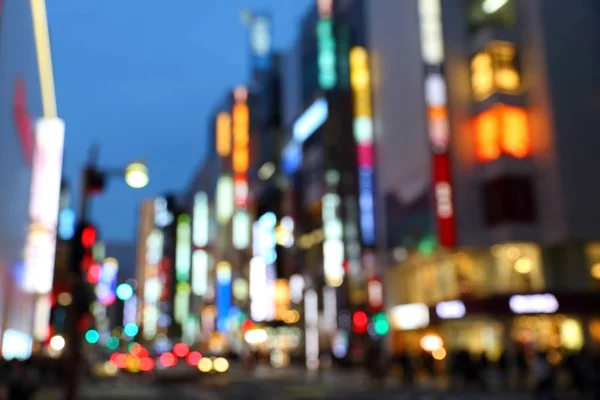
[367,0,600,356]
[0,0,64,359]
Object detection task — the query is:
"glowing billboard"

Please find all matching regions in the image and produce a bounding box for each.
[175,214,192,282]
[216,175,234,225]
[191,249,208,296]
[192,192,209,247]
[23,117,65,294]
[216,262,232,332]
[293,97,328,143]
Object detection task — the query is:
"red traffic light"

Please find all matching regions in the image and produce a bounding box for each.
[81,226,96,248]
[352,311,368,334]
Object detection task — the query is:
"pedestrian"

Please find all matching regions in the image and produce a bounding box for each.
[531,352,554,400]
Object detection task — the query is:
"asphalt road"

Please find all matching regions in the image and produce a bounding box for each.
[34,365,540,400]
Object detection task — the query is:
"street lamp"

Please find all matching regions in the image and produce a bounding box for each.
[125,162,149,189]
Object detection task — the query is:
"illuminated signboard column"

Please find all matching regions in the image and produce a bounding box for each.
[322,194,344,287]
[418,0,456,247]
[143,228,163,340]
[216,262,232,332]
[23,118,65,295]
[250,213,277,322]
[232,86,250,250]
[316,0,336,90]
[174,214,192,325]
[349,47,376,248]
[192,192,209,297]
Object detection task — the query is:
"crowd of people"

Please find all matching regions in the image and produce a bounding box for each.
[390,346,600,398]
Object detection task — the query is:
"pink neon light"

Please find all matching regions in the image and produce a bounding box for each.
[357,143,374,168]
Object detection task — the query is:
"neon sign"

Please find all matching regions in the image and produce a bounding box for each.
[216,262,232,332]
[175,214,191,282]
[509,294,559,314]
[316,1,336,90]
[192,192,209,247]
[418,0,456,248]
[293,98,328,143]
[322,194,344,287]
[350,47,376,246]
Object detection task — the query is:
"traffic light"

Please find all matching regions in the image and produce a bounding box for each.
[352,311,368,334]
[85,168,106,195]
[70,222,97,273]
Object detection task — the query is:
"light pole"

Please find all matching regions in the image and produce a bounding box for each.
[64,146,148,400]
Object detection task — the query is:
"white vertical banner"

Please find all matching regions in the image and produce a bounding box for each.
[23,118,65,294]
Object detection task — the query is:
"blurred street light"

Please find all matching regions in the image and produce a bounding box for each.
[124,162,149,189]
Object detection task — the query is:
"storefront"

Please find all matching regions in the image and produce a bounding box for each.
[388,292,600,360]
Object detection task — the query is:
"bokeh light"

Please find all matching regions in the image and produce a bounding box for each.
[159,352,176,367]
[173,342,190,358]
[85,329,99,344]
[106,336,120,350]
[186,351,202,366]
[198,357,212,372]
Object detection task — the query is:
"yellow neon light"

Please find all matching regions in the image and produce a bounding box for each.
[216,112,231,157]
[31,0,57,118]
[349,47,372,117]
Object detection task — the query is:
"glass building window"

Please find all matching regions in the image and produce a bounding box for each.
[467,0,516,35]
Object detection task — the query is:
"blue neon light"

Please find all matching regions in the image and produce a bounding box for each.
[216,278,231,332]
[282,141,302,175]
[359,168,376,245]
[58,208,76,240]
[293,98,328,143]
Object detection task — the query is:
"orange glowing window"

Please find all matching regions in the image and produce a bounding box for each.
[474,110,501,162]
[216,112,231,157]
[474,104,530,162]
[501,106,530,158]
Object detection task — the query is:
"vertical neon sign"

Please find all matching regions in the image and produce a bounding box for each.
[175,214,191,324]
[316,0,336,90]
[350,47,376,246]
[216,262,232,332]
[232,86,250,250]
[322,194,344,287]
[418,0,456,247]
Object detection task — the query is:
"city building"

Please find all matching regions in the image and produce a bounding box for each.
[367,0,600,357]
[0,0,64,359]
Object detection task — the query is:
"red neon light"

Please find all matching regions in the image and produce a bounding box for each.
[432,153,456,247]
[86,263,101,284]
[357,143,374,168]
[234,174,249,208]
[13,78,34,164]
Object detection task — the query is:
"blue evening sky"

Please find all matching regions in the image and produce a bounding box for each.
[47,0,311,243]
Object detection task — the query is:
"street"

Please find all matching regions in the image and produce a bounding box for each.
[35,365,537,400]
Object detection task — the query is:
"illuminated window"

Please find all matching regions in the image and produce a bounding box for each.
[489,42,520,93]
[474,105,530,162]
[471,53,494,101]
[474,110,501,162]
[471,42,520,101]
